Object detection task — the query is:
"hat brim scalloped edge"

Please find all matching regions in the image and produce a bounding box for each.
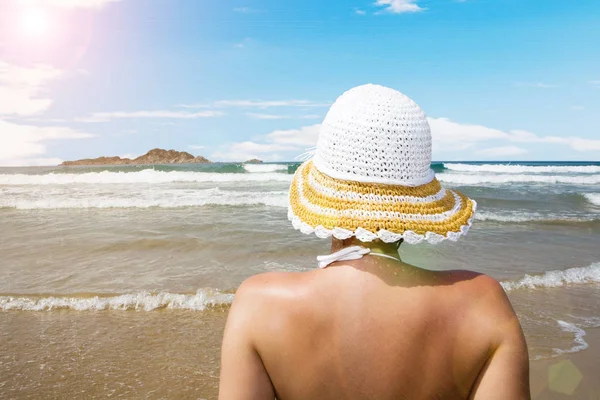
[287,161,477,245]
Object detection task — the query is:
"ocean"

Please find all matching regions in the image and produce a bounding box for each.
[1,161,599,398]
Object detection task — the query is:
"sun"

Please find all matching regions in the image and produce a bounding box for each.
[20,8,50,37]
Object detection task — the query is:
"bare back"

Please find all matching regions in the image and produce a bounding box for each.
[219,257,530,400]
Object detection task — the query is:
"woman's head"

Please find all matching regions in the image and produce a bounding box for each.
[288,84,476,246]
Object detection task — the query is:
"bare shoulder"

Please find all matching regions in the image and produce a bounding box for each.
[455,272,524,344]
[445,270,511,305]
[232,271,317,317]
[236,271,314,299]
[227,271,319,349]
[468,273,515,314]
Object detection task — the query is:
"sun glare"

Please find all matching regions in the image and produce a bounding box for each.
[20,8,50,36]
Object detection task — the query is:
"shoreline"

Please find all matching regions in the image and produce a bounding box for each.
[530,327,600,399]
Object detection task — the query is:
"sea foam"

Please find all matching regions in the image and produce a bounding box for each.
[0,289,234,311]
[243,164,289,173]
[0,188,289,210]
[474,211,598,224]
[554,321,589,355]
[444,163,600,174]
[584,193,600,207]
[437,173,600,186]
[501,263,600,292]
[0,170,293,185]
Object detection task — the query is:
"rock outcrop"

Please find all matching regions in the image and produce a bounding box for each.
[61,148,211,166]
[245,159,264,164]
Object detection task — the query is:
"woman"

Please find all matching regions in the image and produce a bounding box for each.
[219,84,530,400]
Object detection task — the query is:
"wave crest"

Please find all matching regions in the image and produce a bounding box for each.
[474,211,598,224]
[584,193,600,206]
[0,170,293,185]
[0,289,234,311]
[243,164,288,173]
[501,263,600,292]
[437,173,600,186]
[0,188,289,210]
[444,163,600,174]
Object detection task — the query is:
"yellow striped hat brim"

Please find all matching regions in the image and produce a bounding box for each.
[288,160,476,244]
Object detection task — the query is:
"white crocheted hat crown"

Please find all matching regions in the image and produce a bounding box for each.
[313,84,434,187]
[288,84,476,245]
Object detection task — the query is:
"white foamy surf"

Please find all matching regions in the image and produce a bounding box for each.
[437,173,600,186]
[444,163,600,174]
[0,289,234,311]
[501,263,600,292]
[0,170,293,185]
[474,211,598,224]
[243,164,288,173]
[0,188,289,210]
[554,321,589,355]
[584,193,600,207]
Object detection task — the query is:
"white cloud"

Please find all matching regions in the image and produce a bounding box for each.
[570,105,585,111]
[0,119,93,166]
[245,113,321,120]
[428,117,507,143]
[80,110,224,122]
[211,142,296,162]
[181,100,331,109]
[589,80,600,88]
[38,0,124,9]
[515,82,558,89]
[188,145,205,150]
[355,8,367,15]
[211,125,321,162]
[428,117,600,153]
[264,124,321,147]
[0,61,62,116]
[374,0,423,14]
[569,138,600,152]
[217,100,330,108]
[477,146,528,158]
[213,116,600,162]
[245,113,287,120]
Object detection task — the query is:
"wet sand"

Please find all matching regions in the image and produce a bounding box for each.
[531,327,600,399]
[1,308,599,399]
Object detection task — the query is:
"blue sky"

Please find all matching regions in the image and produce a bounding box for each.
[0,0,599,165]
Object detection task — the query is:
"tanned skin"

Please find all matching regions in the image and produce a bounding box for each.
[219,238,531,400]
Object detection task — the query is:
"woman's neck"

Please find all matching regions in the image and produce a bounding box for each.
[330,238,402,262]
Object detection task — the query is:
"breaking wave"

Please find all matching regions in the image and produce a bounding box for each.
[243,164,289,173]
[444,163,600,174]
[437,173,600,186]
[0,188,289,209]
[584,193,600,207]
[0,289,234,311]
[0,170,293,185]
[501,263,600,292]
[474,211,599,224]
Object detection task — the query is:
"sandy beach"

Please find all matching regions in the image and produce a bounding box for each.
[1,309,599,399]
[530,327,600,399]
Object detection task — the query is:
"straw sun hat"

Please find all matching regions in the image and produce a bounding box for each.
[288,84,476,245]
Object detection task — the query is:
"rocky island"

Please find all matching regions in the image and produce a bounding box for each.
[61,148,211,166]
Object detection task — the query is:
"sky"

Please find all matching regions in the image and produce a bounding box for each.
[0,0,599,166]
